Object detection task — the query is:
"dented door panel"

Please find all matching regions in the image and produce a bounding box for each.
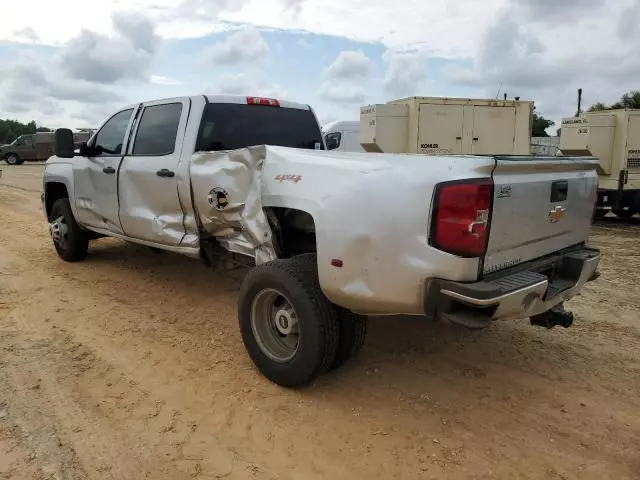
[118,98,190,246]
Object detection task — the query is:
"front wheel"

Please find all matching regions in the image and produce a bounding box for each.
[238,254,339,388]
[5,154,22,165]
[49,198,89,262]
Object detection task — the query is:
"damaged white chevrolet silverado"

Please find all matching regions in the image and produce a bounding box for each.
[42,94,601,387]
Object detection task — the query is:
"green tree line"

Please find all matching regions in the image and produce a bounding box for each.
[588,90,640,112]
[0,119,51,145]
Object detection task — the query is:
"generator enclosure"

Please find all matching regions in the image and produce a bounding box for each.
[360,96,534,155]
[559,110,640,191]
[559,109,640,215]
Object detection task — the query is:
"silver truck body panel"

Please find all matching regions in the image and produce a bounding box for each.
[43,94,600,319]
[190,146,496,314]
[485,157,599,275]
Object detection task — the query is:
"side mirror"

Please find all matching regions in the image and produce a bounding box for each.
[78,142,89,156]
[325,134,340,150]
[54,128,75,158]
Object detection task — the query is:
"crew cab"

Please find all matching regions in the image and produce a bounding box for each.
[42,94,601,388]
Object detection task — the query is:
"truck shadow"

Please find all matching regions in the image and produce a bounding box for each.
[83,238,607,396]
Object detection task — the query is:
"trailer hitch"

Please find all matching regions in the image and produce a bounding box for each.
[530,303,574,329]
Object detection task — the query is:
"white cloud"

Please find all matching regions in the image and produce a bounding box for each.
[0,0,503,57]
[150,75,182,86]
[325,50,373,80]
[445,0,640,123]
[319,84,365,105]
[320,50,372,106]
[1,0,639,132]
[202,26,269,65]
[53,11,158,85]
[0,11,160,129]
[0,51,123,128]
[207,73,287,99]
[383,50,428,98]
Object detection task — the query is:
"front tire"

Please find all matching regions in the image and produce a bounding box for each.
[238,254,339,388]
[5,154,21,165]
[49,198,89,262]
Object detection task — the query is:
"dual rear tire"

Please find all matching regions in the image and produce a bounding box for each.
[238,253,367,387]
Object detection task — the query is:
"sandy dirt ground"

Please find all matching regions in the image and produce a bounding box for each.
[0,164,639,480]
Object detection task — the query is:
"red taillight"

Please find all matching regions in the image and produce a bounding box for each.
[430,180,493,257]
[247,97,280,107]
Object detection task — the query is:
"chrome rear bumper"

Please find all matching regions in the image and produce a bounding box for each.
[426,247,601,325]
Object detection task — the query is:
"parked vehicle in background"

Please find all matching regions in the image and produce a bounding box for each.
[1,132,54,165]
[1,131,93,165]
[43,94,600,388]
[560,110,640,218]
[322,121,365,152]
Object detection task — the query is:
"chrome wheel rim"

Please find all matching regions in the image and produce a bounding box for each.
[49,215,69,248]
[250,288,300,363]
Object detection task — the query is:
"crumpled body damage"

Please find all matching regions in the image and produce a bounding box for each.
[190,147,277,265]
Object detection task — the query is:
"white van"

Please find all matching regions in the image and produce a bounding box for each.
[321,120,365,152]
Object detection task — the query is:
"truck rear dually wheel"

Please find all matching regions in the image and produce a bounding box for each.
[330,308,367,371]
[290,254,367,371]
[238,254,339,387]
[49,198,89,262]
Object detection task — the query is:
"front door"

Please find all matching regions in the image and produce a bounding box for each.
[13,135,36,160]
[73,107,138,233]
[118,98,189,246]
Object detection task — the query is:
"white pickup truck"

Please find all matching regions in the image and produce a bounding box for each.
[42,94,601,387]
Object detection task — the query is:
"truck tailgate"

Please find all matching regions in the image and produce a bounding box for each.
[483,156,599,275]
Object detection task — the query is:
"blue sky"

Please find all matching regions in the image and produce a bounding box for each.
[0,0,638,131]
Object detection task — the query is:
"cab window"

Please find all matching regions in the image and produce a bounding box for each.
[132,103,183,156]
[92,109,134,156]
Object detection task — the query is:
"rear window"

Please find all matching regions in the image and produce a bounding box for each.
[195,103,324,152]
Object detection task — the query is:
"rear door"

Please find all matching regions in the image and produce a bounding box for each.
[471,106,516,155]
[118,98,189,246]
[483,157,599,275]
[418,104,463,154]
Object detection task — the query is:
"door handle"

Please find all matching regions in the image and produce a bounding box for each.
[102,166,116,174]
[473,137,479,141]
[156,169,175,178]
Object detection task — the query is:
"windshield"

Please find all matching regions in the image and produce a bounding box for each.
[195,103,324,152]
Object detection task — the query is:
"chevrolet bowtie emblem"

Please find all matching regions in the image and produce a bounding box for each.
[548,206,567,223]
